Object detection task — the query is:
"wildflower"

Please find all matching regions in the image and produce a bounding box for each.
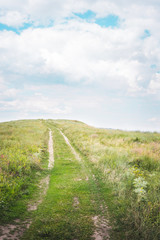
[133,177,148,201]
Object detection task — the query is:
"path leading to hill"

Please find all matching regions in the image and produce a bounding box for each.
[59,129,111,240]
[27,129,54,211]
[0,127,111,240]
[0,129,54,240]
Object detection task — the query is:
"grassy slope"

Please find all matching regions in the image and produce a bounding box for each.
[0,119,48,223]
[54,120,160,240]
[0,119,160,239]
[23,122,110,239]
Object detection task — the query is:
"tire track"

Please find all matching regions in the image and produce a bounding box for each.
[58,129,111,240]
[59,129,81,161]
[48,130,54,169]
[0,129,54,240]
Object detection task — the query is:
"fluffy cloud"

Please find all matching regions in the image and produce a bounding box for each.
[0,0,160,27]
[0,75,6,93]
[148,117,158,122]
[0,92,71,114]
[0,11,28,27]
[0,83,103,119]
[0,0,160,131]
[148,73,160,94]
[0,18,157,93]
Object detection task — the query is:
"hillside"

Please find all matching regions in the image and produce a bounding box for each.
[0,119,160,239]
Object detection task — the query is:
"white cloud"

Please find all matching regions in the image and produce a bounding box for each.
[0,0,160,27]
[0,75,4,85]
[0,93,71,114]
[0,18,157,94]
[0,74,8,94]
[2,88,20,98]
[148,117,158,122]
[148,73,160,94]
[0,11,28,27]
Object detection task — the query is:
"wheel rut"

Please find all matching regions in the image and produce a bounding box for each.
[58,129,111,240]
[0,129,54,240]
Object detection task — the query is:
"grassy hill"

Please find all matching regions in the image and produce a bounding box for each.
[0,119,160,239]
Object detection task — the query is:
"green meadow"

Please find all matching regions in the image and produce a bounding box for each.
[0,119,160,239]
[0,120,48,222]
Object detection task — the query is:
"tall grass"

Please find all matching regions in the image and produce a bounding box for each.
[54,120,160,239]
[0,119,47,217]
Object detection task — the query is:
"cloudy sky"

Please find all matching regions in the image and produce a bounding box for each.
[0,0,160,131]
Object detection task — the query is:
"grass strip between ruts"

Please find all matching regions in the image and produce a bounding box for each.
[22,126,104,239]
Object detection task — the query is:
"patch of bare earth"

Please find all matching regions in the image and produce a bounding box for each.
[75,176,89,182]
[0,130,54,240]
[73,197,80,209]
[48,130,54,169]
[92,215,111,240]
[0,220,32,240]
[27,175,50,211]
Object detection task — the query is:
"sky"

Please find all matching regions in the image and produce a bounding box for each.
[0,0,160,131]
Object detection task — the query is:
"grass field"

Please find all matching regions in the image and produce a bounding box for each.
[0,119,160,239]
[0,119,48,223]
[54,120,160,239]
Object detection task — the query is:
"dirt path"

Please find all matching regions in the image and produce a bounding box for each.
[0,128,111,240]
[28,129,54,211]
[0,130,54,240]
[59,129,81,161]
[58,129,111,240]
[48,129,54,169]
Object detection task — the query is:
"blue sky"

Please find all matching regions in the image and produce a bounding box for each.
[0,0,160,131]
[75,10,119,28]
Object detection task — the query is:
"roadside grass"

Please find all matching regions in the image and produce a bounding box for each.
[0,119,48,224]
[1,118,160,239]
[54,120,160,240]
[22,125,110,240]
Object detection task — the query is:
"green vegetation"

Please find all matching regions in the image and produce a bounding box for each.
[23,123,109,239]
[0,119,160,239]
[54,120,160,239]
[0,119,48,222]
